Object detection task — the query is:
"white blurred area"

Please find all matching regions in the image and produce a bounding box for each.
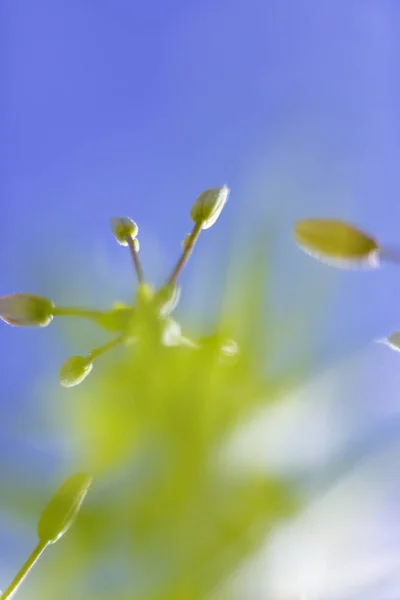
[221,341,400,600]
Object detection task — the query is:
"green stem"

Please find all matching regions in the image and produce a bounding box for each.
[89,335,124,361]
[53,307,105,319]
[167,221,202,285]
[0,541,48,600]
[126,236,144,284]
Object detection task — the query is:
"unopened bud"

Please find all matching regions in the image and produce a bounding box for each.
[37,473,93,544]
[133,238,140,252]
[59,355,93,388]
[294,219,379,268]
[110,217,138,246]
[190,185,230,230]
[0,294,54,327]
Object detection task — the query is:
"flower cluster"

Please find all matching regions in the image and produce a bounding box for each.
[0,186,235,388]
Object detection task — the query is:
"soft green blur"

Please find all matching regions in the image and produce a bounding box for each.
[1,230,313,600]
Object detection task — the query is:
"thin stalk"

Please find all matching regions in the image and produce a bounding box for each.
[52,306,105,319]
[126,236,144,284]
[167,222,202,285]
[0,541,48,600]
[89,335,125,361]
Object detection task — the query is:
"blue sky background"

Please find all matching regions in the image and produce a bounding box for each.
[3,1,400,598]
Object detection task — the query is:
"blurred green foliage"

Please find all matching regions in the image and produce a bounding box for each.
[0,194,313,600]
[50,254,302,599]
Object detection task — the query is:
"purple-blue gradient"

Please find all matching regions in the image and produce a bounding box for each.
[3,1,400,598]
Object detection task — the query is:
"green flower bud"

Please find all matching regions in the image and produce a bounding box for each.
[0,294,54,327]
[110,217,139,246]
[59,355,93,388]
[190,185,230,230]
[154,283,181,317]
[294,219,380,268]
[37,473,93,544]
[133,238,140,252]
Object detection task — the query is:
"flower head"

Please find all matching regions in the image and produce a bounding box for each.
[2,184,233,387]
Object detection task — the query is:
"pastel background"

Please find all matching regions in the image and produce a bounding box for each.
[3,1,400,599]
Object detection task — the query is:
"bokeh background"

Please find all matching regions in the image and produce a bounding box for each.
[3,1,400,599]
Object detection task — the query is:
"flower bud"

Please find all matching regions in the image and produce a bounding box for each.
[133,238,140,252]
[190,185,230,230]
[110,217,139,246]
[59,355,93,388]
[294,219,379,268]
[0,294,54,327]
[37,473,93,544]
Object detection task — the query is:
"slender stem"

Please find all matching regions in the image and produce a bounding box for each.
[89,335,124,361]
[167,222,203,285]
[126,236,144,284]
[1,541,48,600]
[52,306,105,319]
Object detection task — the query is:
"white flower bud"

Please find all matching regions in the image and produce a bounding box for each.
[0,294,54,327]
[190,185,229,230]
[110,217,139,246]
[59,355,93,388]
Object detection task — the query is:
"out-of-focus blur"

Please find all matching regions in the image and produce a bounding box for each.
[3,2,400,600]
